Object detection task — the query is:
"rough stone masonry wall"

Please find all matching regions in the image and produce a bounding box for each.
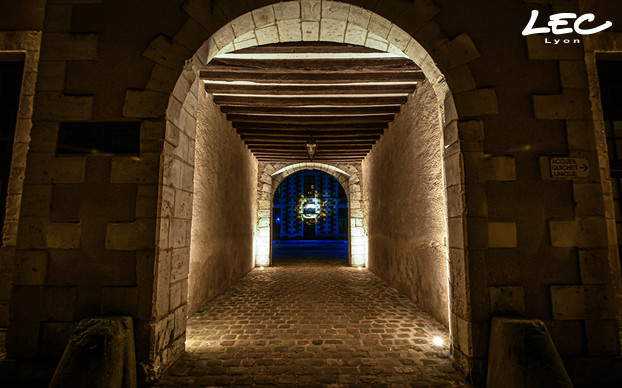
[188,92,257,317]
[4,1,192,381]
[362,81,449,326]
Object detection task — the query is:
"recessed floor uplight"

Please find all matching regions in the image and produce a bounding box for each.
[433,337,444,346]
[260,266,265,270]
[358,266,362,270]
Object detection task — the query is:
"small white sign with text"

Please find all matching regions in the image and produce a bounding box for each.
[549,157,590,179]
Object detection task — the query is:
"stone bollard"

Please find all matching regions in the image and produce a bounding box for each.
[49,316,137,388]
[487,317,573,388]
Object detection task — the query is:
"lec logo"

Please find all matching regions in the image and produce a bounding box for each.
[522,10,612,36]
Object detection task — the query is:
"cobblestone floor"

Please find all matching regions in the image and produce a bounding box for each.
[156,259,469,387]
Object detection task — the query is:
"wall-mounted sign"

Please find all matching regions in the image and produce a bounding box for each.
[549,157,590,179]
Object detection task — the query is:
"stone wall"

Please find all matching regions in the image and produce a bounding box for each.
[188,92,257,316]
[363,81,449,326]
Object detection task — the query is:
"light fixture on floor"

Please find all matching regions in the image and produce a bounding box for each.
[433,336,444,346]
[305,136,317,161]
[260,266,265,270]
[358,266,363,270]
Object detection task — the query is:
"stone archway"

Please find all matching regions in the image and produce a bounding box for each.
[255,162,365,267]
[135,0,495,381]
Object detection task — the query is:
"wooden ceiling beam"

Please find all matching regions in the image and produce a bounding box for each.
[236,129,384,136]
[221,105,401,115]
[207,57,419,70]
[255,156,366,161]
[240,134,381,141]
[233,42,386,54]
[244,139,377,145]
[228,113,395,124]
[202,68,424,83]
[248,144,373,150]
[251,152,369,156]
[213,95,408,106]
[206,83,417,95]
[234,122,386,130]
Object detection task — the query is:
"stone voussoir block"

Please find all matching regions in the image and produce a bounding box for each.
[143,34,193,71]
[173,18,210,53]
[252,5,276,28]
[146,64,181,94]
[320,19,347,43]
[453,88,499,118]
[431,33,480,70]
[274,1,300,21]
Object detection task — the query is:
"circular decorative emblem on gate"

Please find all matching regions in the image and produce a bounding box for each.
[296,192,327,225]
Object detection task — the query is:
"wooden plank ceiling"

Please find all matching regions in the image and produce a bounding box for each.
[199,43,422,163]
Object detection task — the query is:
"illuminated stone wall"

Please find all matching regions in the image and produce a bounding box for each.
[363,80,449,326]
[188,92,257,317]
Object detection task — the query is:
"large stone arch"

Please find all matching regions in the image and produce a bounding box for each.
[255,161,365,266]
[130,0,498,382]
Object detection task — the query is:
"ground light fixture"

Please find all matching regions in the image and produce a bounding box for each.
[433,336,444,347]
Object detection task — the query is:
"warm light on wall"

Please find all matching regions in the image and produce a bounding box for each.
[350,231,367,267]
[254,230,270,267]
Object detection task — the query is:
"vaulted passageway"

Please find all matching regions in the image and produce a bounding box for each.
[156,2,462,383]
[168,33,454,387]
